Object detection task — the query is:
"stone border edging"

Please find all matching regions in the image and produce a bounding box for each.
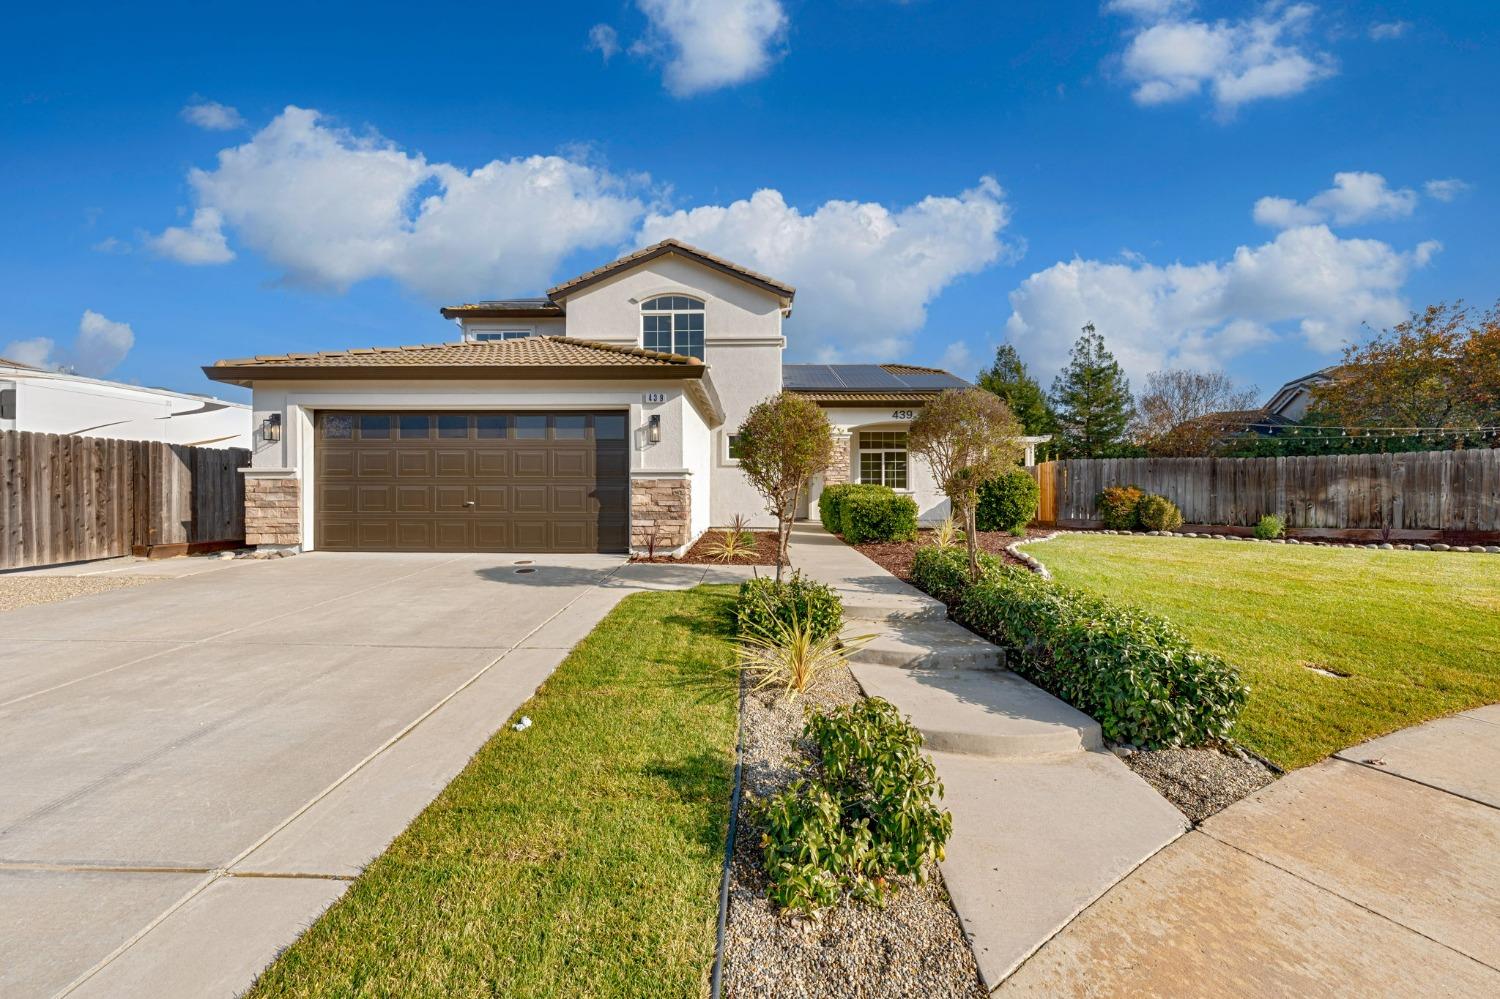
[1006,532,1061,578]
[1018,528,1500,556]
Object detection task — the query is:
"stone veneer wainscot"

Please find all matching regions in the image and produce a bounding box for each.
[244,476,301,547]
[631,477,691,553]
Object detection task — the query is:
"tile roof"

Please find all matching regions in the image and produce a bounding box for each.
[791,390,951,404]
[205,336,705,384]
[546,238,796,301]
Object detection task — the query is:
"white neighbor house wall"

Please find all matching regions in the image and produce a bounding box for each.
[0,363,250,447]
[247,378,715,552]
[552,255,786,528]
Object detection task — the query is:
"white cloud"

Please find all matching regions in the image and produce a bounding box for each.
[588,24,620,61]
[1368,21,1409,41]
[149,207,235,264]
[1003,226,1438,383]
[91,236,130,255]
[937,340,973,375]
[1253,171,1417,228]
[1115,2,1335,115]
[635,0,788,97]
[154,106,645,301]
[181,99,245,131]
[1424,178,1472,202]
[1105,0,1195,20]
[638,177,1014,360]
[3,311,135,378]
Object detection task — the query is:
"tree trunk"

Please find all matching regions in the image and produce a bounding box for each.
[964,502,980,580]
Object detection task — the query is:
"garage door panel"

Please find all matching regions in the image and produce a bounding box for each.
[356,485,393,513]
[316,410,628,554]
[395,486,432,513]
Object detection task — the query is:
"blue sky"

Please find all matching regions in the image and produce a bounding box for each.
[2,1,1495,405]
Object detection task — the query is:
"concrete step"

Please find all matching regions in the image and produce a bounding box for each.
[843,620,1004,671]
[851,664,1103,758]
[840,592,949,624]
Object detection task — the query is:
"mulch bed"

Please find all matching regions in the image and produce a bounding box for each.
[851,527,1054,581]
[722,663,984,999]
[631,529,782,566]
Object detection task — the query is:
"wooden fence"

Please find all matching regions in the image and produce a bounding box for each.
[1029,449,1500,537]
[0,430,249,570]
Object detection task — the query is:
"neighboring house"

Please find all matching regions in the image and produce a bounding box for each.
[1264,365,1340,423]
[0,355,251,448]
[204,239,1005,555]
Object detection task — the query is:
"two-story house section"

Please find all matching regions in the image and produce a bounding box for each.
[204,239,986,555]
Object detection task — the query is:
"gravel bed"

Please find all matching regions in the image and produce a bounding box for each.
[0,574,157,612]
[721,663,983,999]
[1117,745,1277,823]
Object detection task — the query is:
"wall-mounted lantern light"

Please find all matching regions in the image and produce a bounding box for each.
[648,414,661,444]
[260,413,283,443]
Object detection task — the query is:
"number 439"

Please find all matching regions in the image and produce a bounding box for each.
[891,409,915,420]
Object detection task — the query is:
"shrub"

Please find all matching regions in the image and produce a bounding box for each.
[911,544,1002,605]
[705,514,759,562]
[910,547,1246,748]
[736,572,843,643]
[736,608,866,700]
[1254,514,1286,540]
[1137,494,1184,532]
[1097,485,1145,530]
[818,483,887,534]
[757,698,952,912]
[976,467,1040,534]
[840,488,918,544]
[930,516,964,550]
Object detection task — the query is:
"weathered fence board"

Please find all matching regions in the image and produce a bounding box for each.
[0,430,248,570]
[1028,449,1500,536]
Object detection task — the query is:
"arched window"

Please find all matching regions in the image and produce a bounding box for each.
[640,295,705,360]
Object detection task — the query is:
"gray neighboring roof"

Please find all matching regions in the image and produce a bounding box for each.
[1265,364,1340,413]
[783,363,971,393]
[0,355,39,369]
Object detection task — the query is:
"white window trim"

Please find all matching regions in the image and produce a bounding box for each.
[640,294,706,360]
[721,431,742,466]
[468,328,536,342]
[856,430,910,491]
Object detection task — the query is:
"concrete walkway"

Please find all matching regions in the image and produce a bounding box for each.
[0,552,747,999]
[787,524,1187,990]
[1003,708,1500,995]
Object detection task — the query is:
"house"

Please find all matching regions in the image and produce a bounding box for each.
[1264,365,1340,423]
[204,239,995,555]
[1,355,251,448]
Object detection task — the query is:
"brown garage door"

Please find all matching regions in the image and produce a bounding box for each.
[315,411,629,553]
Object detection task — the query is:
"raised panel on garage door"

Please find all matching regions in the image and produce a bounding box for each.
[314,410,629,554]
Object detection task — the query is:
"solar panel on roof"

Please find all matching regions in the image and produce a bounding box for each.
[893,371,970,389]
[782,364,847,389]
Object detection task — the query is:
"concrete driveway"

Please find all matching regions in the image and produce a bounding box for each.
[0,551,729,998]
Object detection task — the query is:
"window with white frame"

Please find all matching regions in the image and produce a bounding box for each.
[640,296,705,360]
[858,431,908,489]
[472,330,534,342]
[724,432,742,463]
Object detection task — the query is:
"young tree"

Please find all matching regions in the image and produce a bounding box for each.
[908,389,1025,580]
[735,391,835,582]
[1050,323,1135,457]
[1311,301,1500,430]
[1134,369,1260,456]
[977,344,1056,436]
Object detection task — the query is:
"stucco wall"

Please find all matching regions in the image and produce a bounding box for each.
[458,317,567,339]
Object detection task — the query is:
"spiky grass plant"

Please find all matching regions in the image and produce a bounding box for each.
[706,514,759,563]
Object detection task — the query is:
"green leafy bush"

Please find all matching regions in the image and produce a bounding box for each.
[1254,514,1286,540]
[1097,485,1145,530]
[736,572,844,643]
[817,483,887,533]
[911,544,1002,605]
[757,698,952,912]
[976,467,1040,534]
[840,488,918,544]
[1137,493,1184,532]
[910,547,1246,748]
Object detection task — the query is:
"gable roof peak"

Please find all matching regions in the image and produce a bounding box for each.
[546,238,796,304]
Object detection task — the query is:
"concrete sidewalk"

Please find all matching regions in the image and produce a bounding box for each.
[787,524,1187,990]
[1003,714,1500,995]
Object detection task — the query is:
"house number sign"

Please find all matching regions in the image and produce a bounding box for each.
[891,410,915,420]
[644,391,666,404]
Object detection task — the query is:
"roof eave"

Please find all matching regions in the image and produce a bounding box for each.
[202,363,708,386]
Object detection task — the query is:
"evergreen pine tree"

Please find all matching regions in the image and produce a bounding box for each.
[977,344,1056,436]
[1049,323,1135,457]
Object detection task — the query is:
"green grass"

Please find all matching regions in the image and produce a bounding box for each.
[249,586,739,999]
[1032,536,1500,769]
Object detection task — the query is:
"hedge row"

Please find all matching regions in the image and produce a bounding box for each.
[818,484,918,543]
[910,546,1247,748]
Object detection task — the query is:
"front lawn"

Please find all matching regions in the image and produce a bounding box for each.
[249,586,739,999]
[1031,536,1500,769]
